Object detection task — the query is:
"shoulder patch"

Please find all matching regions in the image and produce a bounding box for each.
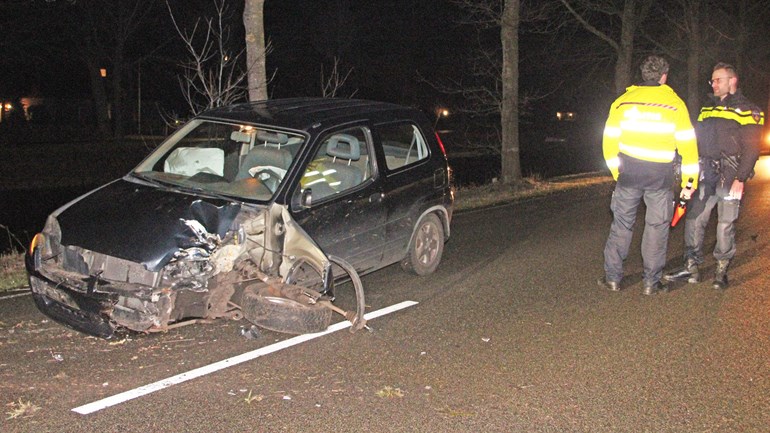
[752,110,762,124]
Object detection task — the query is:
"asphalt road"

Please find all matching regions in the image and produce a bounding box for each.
[2,157,770,433]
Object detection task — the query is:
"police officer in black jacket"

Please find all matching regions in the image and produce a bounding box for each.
[665,62,765,289]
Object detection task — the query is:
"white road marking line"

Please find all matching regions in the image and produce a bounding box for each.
[72,300,418,415]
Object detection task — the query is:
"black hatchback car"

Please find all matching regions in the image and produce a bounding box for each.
[26,98,454,337]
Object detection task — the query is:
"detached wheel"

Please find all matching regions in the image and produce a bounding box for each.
[401,213,444,276]
[241,285,332,334]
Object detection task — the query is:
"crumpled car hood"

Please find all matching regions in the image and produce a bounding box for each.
[54,179,241,272]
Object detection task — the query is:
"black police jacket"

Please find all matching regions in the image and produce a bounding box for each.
[696,90,764,184]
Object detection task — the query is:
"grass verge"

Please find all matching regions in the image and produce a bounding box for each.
[0,173,612,292]
[1,250,27,292]
[1,224,28,292]
[454,172,611,212]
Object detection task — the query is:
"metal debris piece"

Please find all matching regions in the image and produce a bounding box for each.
[240,325,261,340]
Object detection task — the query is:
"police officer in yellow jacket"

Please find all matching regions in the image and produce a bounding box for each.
[598,56,700,295]
[664,62,764,289]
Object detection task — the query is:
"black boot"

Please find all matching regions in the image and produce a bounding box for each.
[664,258,700,283]
[643,280,669,296]
[597,276,621,292]
[713,260,729,290]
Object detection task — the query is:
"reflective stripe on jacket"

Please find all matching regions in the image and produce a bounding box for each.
[696,90,764,183]
[603,83,699,189]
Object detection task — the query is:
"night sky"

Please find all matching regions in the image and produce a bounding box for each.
[1,1,475,113]
[1,0,767,139]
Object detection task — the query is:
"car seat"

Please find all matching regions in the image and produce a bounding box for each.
[235,131,293,181]
[324,133,363,191]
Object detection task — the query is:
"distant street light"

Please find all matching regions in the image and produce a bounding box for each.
[434,108,449,129]
[0,102,12,123]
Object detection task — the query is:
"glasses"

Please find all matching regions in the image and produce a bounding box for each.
[708,76,733,86]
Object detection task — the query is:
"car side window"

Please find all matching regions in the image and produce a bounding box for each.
[301,127,372,201]
[377,123,429,171]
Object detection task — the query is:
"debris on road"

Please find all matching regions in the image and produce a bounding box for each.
[244,390,264,404]
[240,325,261,340]
[376,386,405,398]
[5,398,41,420]
[49,349,63,362]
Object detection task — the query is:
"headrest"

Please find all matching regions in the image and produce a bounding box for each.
[256,131,289,146]
[230,130,253,144]
[326,134,360,161]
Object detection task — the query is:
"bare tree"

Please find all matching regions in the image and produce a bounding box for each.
[4,0,165,138]
[644,0,770,114]
[443,0,557,184]
[243,0,269,101]
[682,1,702,113]
[320,57,357,98]
[59,0,159,138]
[558,0,653,95]
[726,0,770,105]
[437,0,522,184]
[642,0,703,112]
[168,0,253,116]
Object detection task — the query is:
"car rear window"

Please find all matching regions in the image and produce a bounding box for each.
[376,123,429,170]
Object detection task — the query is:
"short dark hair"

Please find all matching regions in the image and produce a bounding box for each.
[640,56,670,82]
[713,62,738,78]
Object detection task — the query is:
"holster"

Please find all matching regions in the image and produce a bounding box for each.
[718,151,755,184]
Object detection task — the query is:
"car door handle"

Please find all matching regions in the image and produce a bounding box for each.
[369,192,384,203]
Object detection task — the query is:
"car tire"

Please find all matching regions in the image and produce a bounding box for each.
[241,285,332,334]
[401,213,444,276]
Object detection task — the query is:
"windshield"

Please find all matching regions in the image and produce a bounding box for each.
[133,119,304,201]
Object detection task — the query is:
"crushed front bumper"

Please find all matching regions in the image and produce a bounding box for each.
[26,251,163,339]
[29,280,116,338]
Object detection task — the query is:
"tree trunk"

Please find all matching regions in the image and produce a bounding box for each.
[735,0,747,74]
[614,0,636,94]
[500,0,522,185]
[243,0,268,101]
[112,41,126,138]
[86,60,112,138]
[685,1,701,116]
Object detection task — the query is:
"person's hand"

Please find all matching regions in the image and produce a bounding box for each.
[728,179,744,200]
[680,188,694,201]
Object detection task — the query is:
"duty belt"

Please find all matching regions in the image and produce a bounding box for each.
[713,152,754,184]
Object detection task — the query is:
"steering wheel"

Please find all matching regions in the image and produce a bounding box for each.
[250,166,284,192]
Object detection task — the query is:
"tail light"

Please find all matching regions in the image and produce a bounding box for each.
[434,132,447,158]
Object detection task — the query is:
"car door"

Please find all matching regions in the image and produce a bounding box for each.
[372,121,438,266]
[289,125,387,276]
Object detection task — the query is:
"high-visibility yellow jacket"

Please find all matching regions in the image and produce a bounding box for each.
[603,84,699,189]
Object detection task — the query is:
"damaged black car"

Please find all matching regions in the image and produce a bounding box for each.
[26,98,454,338]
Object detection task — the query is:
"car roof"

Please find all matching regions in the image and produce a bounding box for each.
[197,98,425,132]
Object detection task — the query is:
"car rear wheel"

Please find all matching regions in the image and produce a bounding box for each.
[401,213,444,276]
